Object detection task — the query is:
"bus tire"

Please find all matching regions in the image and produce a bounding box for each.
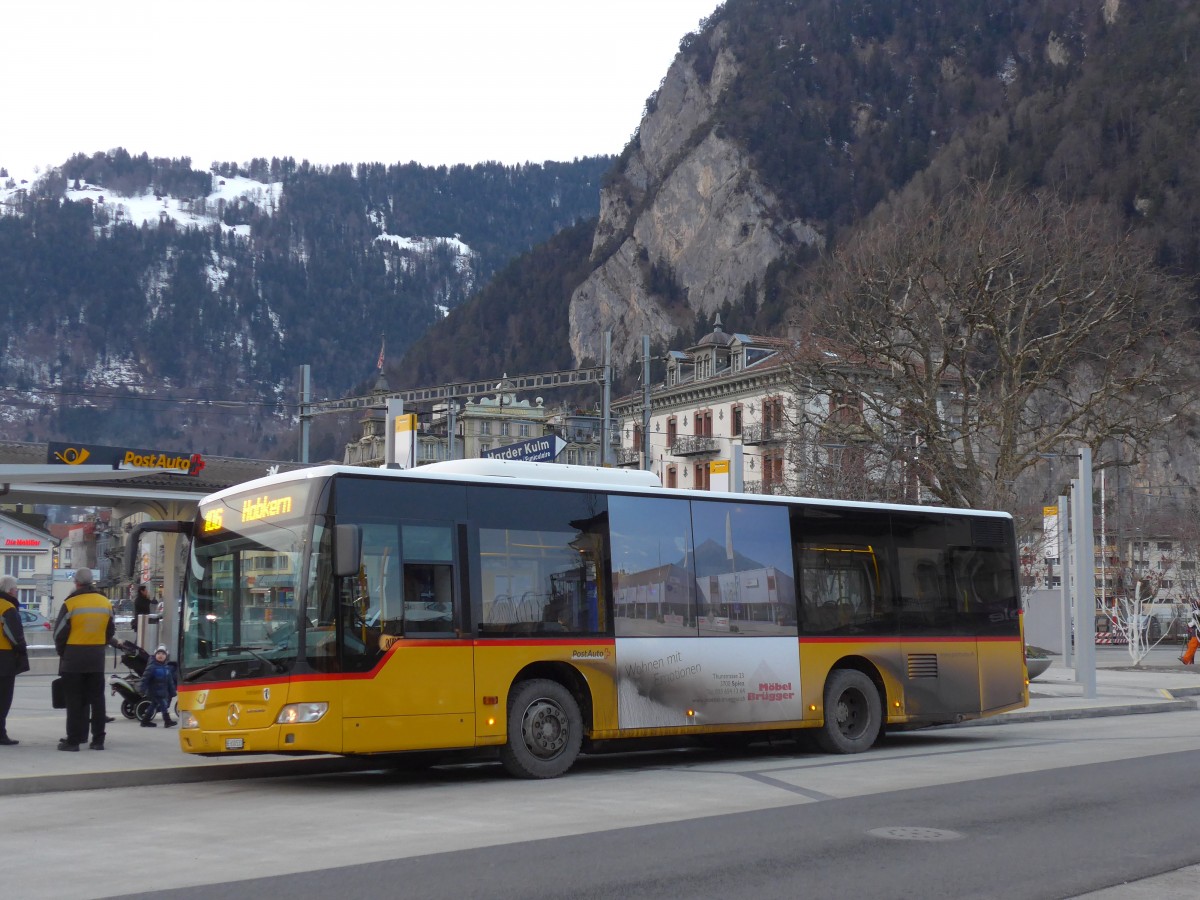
[500,679,582,779]
[816,669,881,754]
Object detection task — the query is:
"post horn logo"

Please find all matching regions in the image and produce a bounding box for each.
[53,447,91,465]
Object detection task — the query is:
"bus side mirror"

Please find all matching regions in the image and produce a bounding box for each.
[334,524,361,578]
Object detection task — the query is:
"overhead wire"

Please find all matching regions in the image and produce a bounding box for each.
[0,384,293,411]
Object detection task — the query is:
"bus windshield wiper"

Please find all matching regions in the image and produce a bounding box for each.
[218,645,287,673]
[183,659,233,681]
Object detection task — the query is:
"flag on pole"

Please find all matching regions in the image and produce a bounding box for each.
[377,335,385,371]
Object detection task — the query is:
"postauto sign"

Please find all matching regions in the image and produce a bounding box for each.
[48,441,206,476]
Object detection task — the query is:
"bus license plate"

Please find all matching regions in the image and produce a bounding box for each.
[225,737,245,750]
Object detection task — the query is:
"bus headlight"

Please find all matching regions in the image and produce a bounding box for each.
[179,710,200,730]
[276,702,328,724]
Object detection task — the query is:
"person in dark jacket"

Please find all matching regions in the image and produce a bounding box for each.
[140,644,177,727]
[53,567,115,751]
[0,574,28,746]
[133,585,153,619]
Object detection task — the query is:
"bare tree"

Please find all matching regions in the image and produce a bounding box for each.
[1101,487,1200,662]
[781,181,1198,525]
[784,427,924,504]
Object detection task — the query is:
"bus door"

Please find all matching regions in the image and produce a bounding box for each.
[948,538,1025,713]
[796,507,899,724]
[892,513,981,720]
[338,520,474,750]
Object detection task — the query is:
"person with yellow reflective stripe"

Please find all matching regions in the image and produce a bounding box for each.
[0,574,28,746]
[53,567,114,751]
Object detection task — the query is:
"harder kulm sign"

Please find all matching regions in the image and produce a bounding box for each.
[47,442,206,476]
[481,435,567,463]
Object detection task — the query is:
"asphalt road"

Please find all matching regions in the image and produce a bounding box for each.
[9,706,1200,900]
[122,751,1200,900]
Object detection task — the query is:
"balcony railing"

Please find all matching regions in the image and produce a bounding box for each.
[741,423,785,445]
[614,447,642,467]
[671,435,719,456]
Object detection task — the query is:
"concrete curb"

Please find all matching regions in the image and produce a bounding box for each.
[952,697,1198,727]
[0,755,385,798]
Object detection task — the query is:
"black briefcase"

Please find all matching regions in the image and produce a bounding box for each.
[51,677,66,709]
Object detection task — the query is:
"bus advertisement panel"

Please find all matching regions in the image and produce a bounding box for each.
[616,637,802,727]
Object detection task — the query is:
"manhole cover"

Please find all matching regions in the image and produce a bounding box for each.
[868,826,964,842]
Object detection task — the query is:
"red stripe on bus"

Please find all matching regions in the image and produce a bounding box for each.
[469,638,615,649]
[176,633,1019,692]
[799,635,1022,644]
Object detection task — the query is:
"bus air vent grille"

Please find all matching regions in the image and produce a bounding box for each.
[971,519,1007,547]
[906,653,939,679]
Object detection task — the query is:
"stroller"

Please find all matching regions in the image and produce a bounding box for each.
[110,639,155,723]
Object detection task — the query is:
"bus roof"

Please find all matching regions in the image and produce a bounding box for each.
[200,459,1011,521]
[417,457,663,487]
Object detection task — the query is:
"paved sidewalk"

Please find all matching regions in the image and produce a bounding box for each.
[3,652,1199,796]
[0,674,368,796]
[964,659,1200,725]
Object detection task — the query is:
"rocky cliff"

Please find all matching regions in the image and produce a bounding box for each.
[568,22,821,370]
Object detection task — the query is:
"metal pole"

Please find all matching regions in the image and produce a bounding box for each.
[1099,468,1107,612]
[642,335,651,470]
[1073,447,1097,697]
[447,398,457,461]
[384,398,404,468]
[299,364,311,464]
[1058,494,1073,667]
[601,330,612,466]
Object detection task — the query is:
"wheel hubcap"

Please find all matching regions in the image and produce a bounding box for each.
[836,690,866,738]
[522,699,568,759]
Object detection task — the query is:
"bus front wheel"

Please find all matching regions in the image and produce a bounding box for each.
[816,669,881,754]
[500,679,583,779]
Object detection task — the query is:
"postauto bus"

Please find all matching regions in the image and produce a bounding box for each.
[165,458,1027,778]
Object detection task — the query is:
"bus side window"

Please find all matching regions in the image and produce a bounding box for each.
[949,548,1020,634]
[477,525,605,636]
[896,551,953,630]
[801,556,868,633]
[403,562,454,633]
[798,546,885,635]
[795,507,895,637]
[398,523,457,636]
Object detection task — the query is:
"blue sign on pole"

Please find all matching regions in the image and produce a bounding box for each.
[482,435,567,463]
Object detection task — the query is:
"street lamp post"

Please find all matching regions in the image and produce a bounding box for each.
[495,375,514,446]
[447,400,459,461]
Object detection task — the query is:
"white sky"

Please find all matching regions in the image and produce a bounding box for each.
[2,0,722,175]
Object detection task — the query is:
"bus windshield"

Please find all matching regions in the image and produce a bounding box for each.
[181,482,316,682]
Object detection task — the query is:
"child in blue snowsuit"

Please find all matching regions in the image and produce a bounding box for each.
[140,645,177,727]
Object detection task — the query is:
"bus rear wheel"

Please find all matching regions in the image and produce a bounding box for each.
[500,679,582,779]
[816,669,881,754]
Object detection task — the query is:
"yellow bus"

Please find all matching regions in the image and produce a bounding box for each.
[166,458,1027,778]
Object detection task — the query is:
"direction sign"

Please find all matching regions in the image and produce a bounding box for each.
[482,435,568,463]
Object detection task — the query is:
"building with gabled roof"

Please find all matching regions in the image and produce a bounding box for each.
[613,316,799,493]
[612,315,929,502]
